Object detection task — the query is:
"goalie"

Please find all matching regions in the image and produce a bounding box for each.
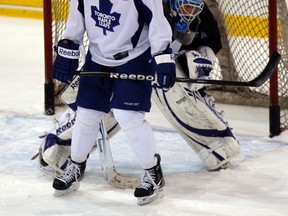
[155,0,241,170]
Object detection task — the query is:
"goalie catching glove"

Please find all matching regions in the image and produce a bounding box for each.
[52,39,80,84]
[152,48,176,90]
[186,46,215,91]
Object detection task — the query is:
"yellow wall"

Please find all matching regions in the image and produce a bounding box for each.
[0,1,275,39]
[224,14,270,38]
[0,0,42,7]
[0,0,43,19]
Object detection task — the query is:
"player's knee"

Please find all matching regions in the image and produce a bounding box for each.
[113,109,145,131]
[76,106,104,127]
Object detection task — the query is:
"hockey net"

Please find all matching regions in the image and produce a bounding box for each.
[44,0,288,136]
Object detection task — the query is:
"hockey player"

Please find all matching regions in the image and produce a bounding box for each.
[153,0,241,170]
[50,0,175,205]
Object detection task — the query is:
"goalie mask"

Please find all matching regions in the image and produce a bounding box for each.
[169,0,204,33]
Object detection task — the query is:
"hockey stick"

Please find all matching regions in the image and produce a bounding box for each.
[98,119,139,189]
[75,51,281,87]
[175,51,281,87]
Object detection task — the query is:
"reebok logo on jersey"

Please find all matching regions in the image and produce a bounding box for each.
[91,0,121,35]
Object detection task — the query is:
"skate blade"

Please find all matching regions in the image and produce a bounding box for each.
[53,182,80,197]
[137,188,164,206]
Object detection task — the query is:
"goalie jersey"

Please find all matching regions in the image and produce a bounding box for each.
[64,0,172,66]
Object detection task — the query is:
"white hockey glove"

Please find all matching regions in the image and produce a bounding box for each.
[186,46,216,91]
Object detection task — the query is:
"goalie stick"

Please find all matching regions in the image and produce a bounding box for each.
[175,51,281,87]
[75,51,281,87]
[97,119,139,189]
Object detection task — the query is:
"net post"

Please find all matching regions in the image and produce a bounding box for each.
[269,0,280,137]
[43,0,55,115]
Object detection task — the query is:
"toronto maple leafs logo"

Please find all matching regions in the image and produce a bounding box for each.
[91,0,121,35]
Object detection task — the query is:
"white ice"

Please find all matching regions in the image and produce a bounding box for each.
[0,17,288,216]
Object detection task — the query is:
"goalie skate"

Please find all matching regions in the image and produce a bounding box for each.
[152,62,241,171]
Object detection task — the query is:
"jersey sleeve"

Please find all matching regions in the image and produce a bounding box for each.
[142,0,173,56]
[63,0,86,44]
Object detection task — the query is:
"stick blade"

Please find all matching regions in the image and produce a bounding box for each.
[108,173,140,189]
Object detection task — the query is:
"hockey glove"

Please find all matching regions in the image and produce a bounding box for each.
[186,49,214,91]
[52,39,80,84]
[153,48,176,90]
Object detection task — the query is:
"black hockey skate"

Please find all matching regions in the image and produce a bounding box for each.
[53,160,86,197]
[134,154,165,205]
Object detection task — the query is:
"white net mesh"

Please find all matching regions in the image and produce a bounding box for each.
[206,0,288,131]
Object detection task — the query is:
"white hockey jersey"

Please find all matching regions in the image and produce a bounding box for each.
[64,0,172,66]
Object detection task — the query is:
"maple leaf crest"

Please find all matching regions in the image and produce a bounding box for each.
[91,0,121,35]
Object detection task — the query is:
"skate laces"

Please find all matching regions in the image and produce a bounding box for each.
[138,170,158,190]
[57,161,81,184]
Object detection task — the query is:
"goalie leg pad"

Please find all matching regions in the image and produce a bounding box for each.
[198,137,241,170]
[152,66,241,170]
[42,134,71,174]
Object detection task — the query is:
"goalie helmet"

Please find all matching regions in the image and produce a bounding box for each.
[169,0,204,33]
